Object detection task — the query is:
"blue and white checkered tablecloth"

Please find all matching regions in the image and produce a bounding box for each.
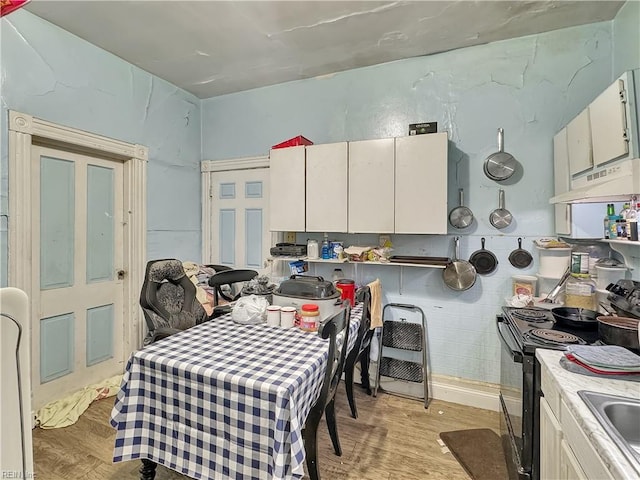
[110,303,362,480]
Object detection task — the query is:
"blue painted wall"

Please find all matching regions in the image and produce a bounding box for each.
[0,10,203,287]
[1,6,638,386]
[201,18,638,384]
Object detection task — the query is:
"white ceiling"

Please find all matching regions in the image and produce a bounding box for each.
[25,1,624,99]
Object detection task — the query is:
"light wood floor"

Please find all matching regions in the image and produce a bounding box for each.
[32,386,500,479]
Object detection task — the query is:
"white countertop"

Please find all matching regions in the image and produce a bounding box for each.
[536,349,640,480]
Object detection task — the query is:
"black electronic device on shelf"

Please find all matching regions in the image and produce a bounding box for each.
[270,243,307,257]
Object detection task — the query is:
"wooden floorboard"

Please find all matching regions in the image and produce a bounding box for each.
[32,385,500,479]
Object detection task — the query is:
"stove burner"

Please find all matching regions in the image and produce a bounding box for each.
[512,309,548,322]
[529,329,584,345]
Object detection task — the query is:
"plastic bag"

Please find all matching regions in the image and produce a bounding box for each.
[231,294,269,324]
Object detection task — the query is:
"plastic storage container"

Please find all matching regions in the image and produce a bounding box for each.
[512,275,537,296]
[298,303,320,332]
[564,274,596,310]
[594,265,628,290]
[535,246,571,278]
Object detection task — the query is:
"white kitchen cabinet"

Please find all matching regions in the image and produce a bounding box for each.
[553,128,571,235]
[589,72,630,167]
[560,439,588,480]
[348,138,395,233]
[567,107,593,176]
[395,133,448,234]
[552,126,605,238]
[269,145,305,231]
[540,397,563,480]
[305,142,348,232]
[539,359,615,480]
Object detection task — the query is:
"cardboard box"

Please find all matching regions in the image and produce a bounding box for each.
[409,122,437,135]
[272,135,314,149]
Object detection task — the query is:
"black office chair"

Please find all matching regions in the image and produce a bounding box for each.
[344,285,374,418]
[207,268,259,318]
[139,259,208,345]
[303,303,351,480]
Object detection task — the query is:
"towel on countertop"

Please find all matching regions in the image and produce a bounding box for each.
[368,278,383,329]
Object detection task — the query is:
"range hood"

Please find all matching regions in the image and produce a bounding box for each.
[550,157,640,204]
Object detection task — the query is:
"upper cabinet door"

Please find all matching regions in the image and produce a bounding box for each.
[567,107,592,176]
[589,74,629,166]
[269,146,305,231]
[395,133,448,234]
[553,128,571,235]
[306,142,348,232]
[348,138,395,233]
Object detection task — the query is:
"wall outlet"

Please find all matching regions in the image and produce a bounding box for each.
[285,231,297,243]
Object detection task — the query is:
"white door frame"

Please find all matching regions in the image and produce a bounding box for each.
[8,110,148,356]
[201,156,274,264]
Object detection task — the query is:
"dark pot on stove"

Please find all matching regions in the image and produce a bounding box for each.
[551,307,600,330]
[596,315,640,349]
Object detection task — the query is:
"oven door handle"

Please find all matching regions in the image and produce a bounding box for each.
[497,316,523,363]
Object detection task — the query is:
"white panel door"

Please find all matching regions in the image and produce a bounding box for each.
[567,108,593,176]
[589,74,630,166]
[306,142,348,232]
[395,133,448,234]
[348,138,395,233]
[30,145,125,411]
[208,167,272,275]
[269,146,305,231]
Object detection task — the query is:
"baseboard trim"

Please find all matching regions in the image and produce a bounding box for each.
[429,374,499,412]
[357,363,500,412]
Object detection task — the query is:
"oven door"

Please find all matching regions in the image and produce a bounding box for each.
[497,315,533,480]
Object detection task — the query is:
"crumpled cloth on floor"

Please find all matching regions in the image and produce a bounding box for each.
[35,374,122,429]
[368,278,383,329]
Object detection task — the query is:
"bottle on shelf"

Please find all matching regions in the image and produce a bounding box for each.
[321,233,330,260]
[604,203,615,239]
[619,202,631,219]
[332,268,344,284]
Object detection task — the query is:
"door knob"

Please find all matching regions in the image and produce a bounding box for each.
[117,270,126,280]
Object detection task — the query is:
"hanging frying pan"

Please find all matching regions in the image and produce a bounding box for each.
[489,189,512,229]
[484,128,516,181]
[509,237,533,269]
[448,188,474,229]
[469,237,498,275]
[443,237,477,291]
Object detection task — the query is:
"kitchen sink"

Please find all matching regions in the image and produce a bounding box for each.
[578,390,640,473]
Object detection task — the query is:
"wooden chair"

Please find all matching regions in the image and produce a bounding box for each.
[303,302,352,480]
[344,285,374,418]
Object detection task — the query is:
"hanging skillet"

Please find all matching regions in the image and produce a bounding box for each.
[469,237,498,275]
[484,128,516,181]
[509,237,533,269]
[489,189,512,229]
[448,188,474,229]
[443,237,477,291]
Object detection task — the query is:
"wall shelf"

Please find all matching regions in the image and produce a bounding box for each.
[267,257,447,269]
[598,239,638,270]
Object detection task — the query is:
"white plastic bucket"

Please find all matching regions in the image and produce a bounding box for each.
[594,265,628,290]
[536,246,571,278]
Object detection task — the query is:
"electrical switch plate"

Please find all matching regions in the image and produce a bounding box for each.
[285,231,296,243]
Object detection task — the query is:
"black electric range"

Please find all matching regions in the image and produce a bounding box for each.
[501,306,600,354]
[497,306,601,480]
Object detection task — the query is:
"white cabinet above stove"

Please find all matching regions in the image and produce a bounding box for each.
[551,70,640,204]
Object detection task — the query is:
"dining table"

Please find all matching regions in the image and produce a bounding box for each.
[110,302,362,480]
